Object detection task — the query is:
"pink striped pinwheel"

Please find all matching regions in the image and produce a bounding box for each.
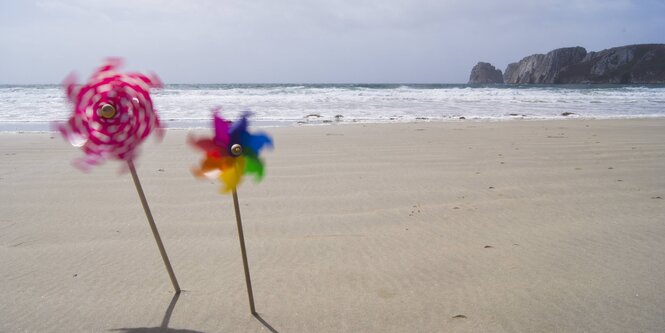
[54,59,181,293]
[57,58,163,171]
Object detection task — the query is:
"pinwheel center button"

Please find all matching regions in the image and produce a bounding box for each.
[99,104,117,119]
[231,144,243,156]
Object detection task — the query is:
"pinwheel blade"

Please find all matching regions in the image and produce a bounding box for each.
[242,132,273,155]
[244,155,264,181]
[213,111,230,148]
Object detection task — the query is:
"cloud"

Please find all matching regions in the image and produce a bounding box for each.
[1,0,663,83]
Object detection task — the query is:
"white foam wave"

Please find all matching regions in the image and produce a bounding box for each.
[1,84,664,131]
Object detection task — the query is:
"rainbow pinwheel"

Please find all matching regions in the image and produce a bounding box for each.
[189,110,273,315]
[190,110,273,192]
[57,58,163,171]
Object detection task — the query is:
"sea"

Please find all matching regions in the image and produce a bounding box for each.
[1,84,664,132]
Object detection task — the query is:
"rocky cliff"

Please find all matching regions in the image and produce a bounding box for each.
[555,44,665,83]
[468,62,504,84]
[503,47,587,84]
[498,44,665,84]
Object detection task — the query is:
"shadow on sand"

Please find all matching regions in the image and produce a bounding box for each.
[253,313,279,333]
[110,292,203,333]
[111,292,281,333]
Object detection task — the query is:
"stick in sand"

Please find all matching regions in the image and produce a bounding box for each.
[129,159,181,294]
[232,188,256,314]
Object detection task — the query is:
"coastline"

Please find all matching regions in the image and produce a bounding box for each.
[3,114,665,133]
[2,118,665,332]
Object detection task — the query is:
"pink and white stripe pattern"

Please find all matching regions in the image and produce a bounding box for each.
[57,58,163,171]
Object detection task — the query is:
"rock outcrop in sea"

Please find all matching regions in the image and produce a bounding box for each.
[470,44,665,84]
[503,47,587,84]
[468,62,504,84]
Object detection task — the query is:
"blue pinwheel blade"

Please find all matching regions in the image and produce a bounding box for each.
[243,132,273,155]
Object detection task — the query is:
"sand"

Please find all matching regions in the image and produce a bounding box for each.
[1,119,665,332]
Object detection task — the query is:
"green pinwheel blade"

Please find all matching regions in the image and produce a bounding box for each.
[244,154,264,181]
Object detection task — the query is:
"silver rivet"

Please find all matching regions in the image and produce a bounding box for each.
[99,104,117,119]
[231,144,243,156]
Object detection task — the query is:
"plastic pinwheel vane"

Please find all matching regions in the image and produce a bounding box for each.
[56,58,180,293]
[189,110,273,315]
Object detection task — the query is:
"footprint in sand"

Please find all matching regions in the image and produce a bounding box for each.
[409,204,422,216]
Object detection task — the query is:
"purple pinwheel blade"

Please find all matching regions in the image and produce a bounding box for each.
[213,111,230,147]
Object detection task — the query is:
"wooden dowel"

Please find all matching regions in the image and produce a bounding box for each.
[128,159,181,294]
[232,189,256,314]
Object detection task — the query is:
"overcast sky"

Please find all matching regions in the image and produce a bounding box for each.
[1,0,663,84]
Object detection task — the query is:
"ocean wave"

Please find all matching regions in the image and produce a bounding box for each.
[1,84,664,131]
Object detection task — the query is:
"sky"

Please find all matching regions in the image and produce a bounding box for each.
[1,0,664,84]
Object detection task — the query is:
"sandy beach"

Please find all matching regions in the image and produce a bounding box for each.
[1,118,665,332]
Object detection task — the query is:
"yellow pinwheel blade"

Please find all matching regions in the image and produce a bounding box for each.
[219,156,245,192]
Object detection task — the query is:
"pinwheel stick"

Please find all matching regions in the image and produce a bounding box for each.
[232,189,256,315]
[128,159,181,294]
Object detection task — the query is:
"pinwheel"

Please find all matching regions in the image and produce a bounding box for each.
[190,110,272,192]
[189,110,273,314]
[55,59,180,293]
[58,57,163,171]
